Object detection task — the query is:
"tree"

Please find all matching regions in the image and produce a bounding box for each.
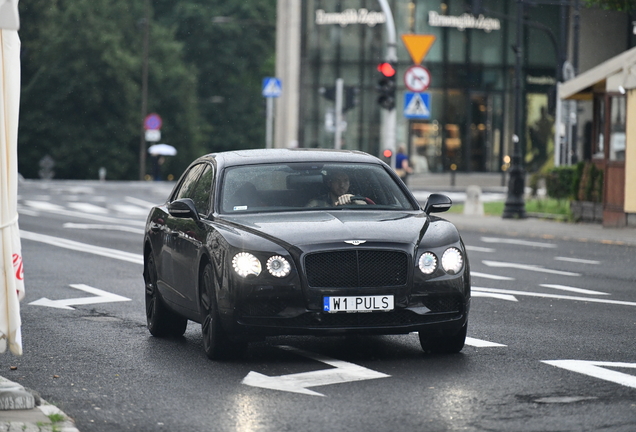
[584,0,636,11]
[18,0,205,179]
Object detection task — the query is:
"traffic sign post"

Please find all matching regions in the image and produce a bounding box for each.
[404,92,431,119]
[144,113,162,130]
[404,65,431,92]
[263,77,282,149]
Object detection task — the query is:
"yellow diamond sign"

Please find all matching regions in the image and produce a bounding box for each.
[401,34,436,65]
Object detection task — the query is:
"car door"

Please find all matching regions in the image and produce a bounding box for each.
[166,163,214,309]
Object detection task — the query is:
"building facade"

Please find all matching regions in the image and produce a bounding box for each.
[275,1,632,174]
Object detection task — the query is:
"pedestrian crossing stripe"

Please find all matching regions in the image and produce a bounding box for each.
[262,77,282,98]
[404,92,431,119]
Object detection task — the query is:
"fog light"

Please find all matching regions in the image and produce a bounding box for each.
[441,248,463,275]
[266,256,291,278]
[418,252,437,274]
[232,252,261,277]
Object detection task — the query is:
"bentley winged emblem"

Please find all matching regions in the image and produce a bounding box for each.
[344,240,366,245]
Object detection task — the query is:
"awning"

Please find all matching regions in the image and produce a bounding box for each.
[560,46,636,100]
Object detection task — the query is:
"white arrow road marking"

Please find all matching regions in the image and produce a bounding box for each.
[471,271,515,281]
[482,260,581,276]
[554,256,600,265]
[29,284,131,310]
[473,287,636,307]
[465,337,507,347]
[242,345,390,397]
[471,291,518,302]
[542,360,636,389]
[20,230,143,265]
[540,284,609,296]
[480,237,557,248]
[63,223,145,235]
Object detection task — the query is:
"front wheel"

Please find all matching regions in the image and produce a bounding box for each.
[419,323,467,354]
[144,253,187,337]
[200,263,246,360]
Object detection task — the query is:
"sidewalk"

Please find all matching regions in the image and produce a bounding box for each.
[0,377,79,432]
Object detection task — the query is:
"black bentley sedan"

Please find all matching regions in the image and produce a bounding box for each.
[143,149,470,359]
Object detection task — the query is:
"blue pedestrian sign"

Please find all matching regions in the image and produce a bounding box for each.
[262,77,282,98]
[404,92,431,119]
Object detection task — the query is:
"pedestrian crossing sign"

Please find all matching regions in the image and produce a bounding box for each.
[262,77,282,98]
[404,92,431,119]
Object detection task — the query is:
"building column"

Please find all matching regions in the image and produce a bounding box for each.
[275,0,301,149]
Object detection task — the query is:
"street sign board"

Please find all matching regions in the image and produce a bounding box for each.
[404,65,431,92]
[145,129,161,142]
[404,92,431,119]
[262,77,282,98]
[144,113,162,130]
[401,34,436,65]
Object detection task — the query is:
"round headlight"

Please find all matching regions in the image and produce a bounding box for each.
[441,248,463,275]
[418,252,438,275]
[232,252,261,277]
[266,256,291,278]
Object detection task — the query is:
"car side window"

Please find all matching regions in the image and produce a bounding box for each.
[190,165,213,216]
[174,164,205,202]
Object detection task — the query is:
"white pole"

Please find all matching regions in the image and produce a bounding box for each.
[334,78,344,150]
[554,82,562,167]
[266,97,274,149]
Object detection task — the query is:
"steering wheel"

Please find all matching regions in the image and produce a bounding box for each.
[349,195,376,205]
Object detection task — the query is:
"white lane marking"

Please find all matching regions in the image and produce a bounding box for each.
[555,256,601,265]
[473,286,636,307]
[29,284,131,310]
[542,360,636,389]
[465,245,495,253]
[242,345,389,396]
[471,291,518,302]
[67,202,109,214]
[482,260,581,276]
[480,237,557,248]
[540,283,609,296]
[20,230,143,265]
[22,201,144,226]
[63,223,145,235]
[110,204,150,216]
[465,337,507,347]
[125,196,157,208]
[18,207,40,217]
[471,271,515,281]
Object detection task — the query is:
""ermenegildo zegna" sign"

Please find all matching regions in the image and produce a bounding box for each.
[315,9,386,27]
[428,11,500,32]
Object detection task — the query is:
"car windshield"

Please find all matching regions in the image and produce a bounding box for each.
[220,162,417,214]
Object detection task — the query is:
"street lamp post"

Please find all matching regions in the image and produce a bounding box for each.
[502,0,527,219]
[139,0,150,181]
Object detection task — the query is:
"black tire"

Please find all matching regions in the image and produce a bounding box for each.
[144,253,187,337]
[199,263,246,360]
[418,323,467,354]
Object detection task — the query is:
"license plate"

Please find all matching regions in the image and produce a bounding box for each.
[323,295,394,313]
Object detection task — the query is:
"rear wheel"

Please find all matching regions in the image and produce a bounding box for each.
[144,253,187,337]
[200,263,246,360]
[419,323,467,354]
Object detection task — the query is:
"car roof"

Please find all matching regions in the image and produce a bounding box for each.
[194,148,383,170]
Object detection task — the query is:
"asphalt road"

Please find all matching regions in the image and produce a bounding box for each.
[6,180,636,432]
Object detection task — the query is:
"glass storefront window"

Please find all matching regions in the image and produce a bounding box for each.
[609,95,626,161]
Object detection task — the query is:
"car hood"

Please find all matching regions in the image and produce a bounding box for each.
[221,210,430,247]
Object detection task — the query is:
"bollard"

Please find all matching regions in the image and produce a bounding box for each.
[464,185,484,216]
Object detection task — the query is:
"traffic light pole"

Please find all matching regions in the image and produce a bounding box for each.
[334,78,344,150]
[377,0,397,169]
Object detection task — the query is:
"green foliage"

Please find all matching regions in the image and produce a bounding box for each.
[17,0,275,179]
[584,0,636,11]
[576,161,604,202]
[545,166,576,201]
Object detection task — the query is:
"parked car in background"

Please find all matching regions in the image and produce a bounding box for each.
[143,149,470,359]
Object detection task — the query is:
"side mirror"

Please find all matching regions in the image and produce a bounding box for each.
[424,193,452,215]
[168,198,200,221]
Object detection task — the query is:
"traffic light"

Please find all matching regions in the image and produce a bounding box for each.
[381,148,393,165]
[376,62,396,110]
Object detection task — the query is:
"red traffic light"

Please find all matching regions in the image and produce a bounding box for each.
[377,62,396,77]
[383,149,393,158]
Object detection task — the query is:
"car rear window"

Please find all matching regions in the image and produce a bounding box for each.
[219,162,416,213]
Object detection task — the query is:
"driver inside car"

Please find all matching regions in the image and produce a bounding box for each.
[307,170,369,207]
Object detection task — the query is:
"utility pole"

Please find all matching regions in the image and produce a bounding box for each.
[377,0,397,169]
[139,0,150,180]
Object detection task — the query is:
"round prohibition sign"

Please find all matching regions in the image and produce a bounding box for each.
[404,65,431,92]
